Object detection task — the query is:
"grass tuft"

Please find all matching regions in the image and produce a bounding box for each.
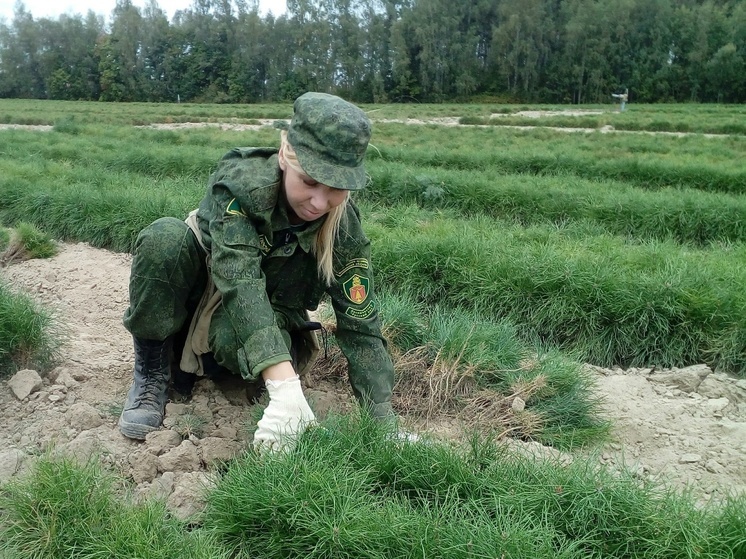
[0,222,58,267]
[0,280,61,376]
[315,291,608,448]
[52,115,82,135]
[0,455,226,558]
[0,456,115,558]
[173,410,208,439]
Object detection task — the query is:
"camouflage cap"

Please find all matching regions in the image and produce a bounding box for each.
[288,92,371,191]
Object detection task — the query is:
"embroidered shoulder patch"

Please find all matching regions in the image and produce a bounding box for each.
[226,198,247,217]
[343,274,370,305]
[336,258,369,278]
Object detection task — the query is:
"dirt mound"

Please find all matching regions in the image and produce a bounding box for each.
[1,242,744,517]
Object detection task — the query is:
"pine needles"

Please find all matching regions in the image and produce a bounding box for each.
[205,415,746,559]
[2,417,744,558]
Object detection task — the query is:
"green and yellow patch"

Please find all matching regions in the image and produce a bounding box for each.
[226,198,247,217]
[343,274,369,305]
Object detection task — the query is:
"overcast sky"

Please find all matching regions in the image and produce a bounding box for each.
[0,0,287,22]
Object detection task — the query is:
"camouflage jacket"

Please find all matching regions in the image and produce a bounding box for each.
[195,147,394,405]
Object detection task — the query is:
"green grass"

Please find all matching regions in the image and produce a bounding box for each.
[3,417,743,559]
[0,222,60,374]
[2,99,744,136]
[370,104,746,137]
[0,129,213,251]
[369,123,746,194]
[0,280,61,375]
[0,456,225,558]
[364,203,746,374]
[0,222,58,265]
[462,111,746,135]
[364,161,746,245]
[0,98,295,126]
[0,227,9,251]
[1,114,744,377]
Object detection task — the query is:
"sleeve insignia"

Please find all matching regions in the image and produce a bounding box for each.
[343,274,369,304]
[226,198,247,217]
[336,258,369,278]
[345,300,375,320]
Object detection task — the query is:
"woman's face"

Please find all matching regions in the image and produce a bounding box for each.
[279,151,348,223]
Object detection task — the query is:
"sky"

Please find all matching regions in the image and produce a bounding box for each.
[0,0,287,22]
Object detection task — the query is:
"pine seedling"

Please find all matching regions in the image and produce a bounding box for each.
[173,411,207,439]
[0,222,57,267]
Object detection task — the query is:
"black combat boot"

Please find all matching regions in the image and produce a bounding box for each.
[118,337,172,440]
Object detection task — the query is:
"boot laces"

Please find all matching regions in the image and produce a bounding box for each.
[134,372,169,408]
[132,343,170,409]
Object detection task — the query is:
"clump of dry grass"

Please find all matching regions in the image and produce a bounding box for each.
[392,345,475,417]
[310,316,551,442]
[393,344,549,439]
[309,299,605,447]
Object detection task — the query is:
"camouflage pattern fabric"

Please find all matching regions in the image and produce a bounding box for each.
[288,92,371,191]
[124,148,394,412]
[123,217,207,341]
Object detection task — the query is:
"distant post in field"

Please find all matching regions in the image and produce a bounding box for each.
[611,88,629,112]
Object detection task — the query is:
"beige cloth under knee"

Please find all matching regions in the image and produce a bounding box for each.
[180,210,221,376]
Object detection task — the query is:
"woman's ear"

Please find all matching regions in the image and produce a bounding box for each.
[278,146,287,172]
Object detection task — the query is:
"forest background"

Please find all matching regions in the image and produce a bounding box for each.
[0,0,744,105]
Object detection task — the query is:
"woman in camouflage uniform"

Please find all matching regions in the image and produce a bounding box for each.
[118,92,395,451]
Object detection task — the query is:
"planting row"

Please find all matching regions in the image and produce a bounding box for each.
[363,203,746,375]
[3,125,745,247]
[2,99,745,136]
[371,124,746,194]
[2,418,743,558]
[364,161,746,245]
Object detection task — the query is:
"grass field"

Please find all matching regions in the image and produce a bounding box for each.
[1,100,745,558]
[2,99,745,135]
[1,100,744,375]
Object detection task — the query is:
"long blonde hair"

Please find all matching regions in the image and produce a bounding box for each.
[280,130,348,286]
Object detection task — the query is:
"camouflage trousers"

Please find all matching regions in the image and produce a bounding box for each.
[123,217,306,380]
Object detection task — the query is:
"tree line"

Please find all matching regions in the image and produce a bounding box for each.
[1,0,744,104]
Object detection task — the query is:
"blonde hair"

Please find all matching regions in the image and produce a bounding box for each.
[280,130,349,286]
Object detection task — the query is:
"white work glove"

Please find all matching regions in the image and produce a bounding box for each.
[253,375,316,453]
